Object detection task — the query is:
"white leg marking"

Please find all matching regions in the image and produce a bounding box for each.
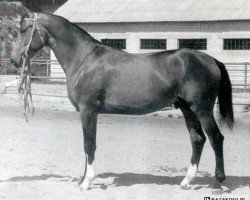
[180,164,197,190]
[80,158,95,190]
[86,161,95,180]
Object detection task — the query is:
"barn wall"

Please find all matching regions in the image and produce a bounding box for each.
[80,21,250,62]
[51,20,250,77]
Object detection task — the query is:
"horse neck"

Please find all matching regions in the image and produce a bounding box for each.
[42,14,97,74]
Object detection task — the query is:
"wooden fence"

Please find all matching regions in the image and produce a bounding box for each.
[1,59,250,90]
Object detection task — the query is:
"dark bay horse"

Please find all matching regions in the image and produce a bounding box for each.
[10,8,234,190]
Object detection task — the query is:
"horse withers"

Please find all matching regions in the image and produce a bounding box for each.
[9,6,234,190]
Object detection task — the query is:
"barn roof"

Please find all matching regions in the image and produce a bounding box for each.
[54,0,250,23]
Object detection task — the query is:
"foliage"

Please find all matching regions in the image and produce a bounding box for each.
[0,2,51,76]
[2,0,67,12]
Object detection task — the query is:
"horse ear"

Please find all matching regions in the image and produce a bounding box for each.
[21,5,33,18]
[20,5,34,28]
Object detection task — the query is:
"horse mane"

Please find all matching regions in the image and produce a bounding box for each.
[44,13,102,45]
[44,13,129,53]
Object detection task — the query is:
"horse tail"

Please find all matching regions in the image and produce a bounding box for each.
[214,59,234,129]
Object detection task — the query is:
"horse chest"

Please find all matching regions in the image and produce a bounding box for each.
[67,75,103,109]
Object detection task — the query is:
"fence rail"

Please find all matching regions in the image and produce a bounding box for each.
[224,62,250,89]
[1,59,250,90]
[0,58,66,80]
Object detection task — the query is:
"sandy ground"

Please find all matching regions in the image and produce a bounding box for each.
[0,83,249,200]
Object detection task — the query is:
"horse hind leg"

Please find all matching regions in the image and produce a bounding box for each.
[174,96,206,189]
[198,113,225,189]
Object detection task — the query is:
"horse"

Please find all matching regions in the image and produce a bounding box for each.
[10,7,234,190]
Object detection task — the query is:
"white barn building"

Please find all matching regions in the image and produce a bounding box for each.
[51,0,250,79]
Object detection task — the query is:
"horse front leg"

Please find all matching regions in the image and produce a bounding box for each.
[78,104,98,190]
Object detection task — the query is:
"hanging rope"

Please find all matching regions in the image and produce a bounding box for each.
[17,13,42,122]
[18,61,34,123]
[14,13,44,122]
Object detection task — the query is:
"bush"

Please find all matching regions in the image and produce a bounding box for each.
[0,2,50,77]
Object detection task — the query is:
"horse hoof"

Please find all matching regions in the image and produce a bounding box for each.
[211,188,224,195]
[180,184,191,190]
[213,180,222,189]
[80,181,91,191]
[180,179,191,190]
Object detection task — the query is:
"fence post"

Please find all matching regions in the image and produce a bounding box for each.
[46,60,49,77]
[244,62,248,89]
[4,61,7,75]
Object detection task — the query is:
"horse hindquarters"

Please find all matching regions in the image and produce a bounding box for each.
[194,58,233,188]
[176,53,230,189]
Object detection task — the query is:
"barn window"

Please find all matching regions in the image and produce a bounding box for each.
[178,39,207,50]
[101,39,126,49]
[140,39,166,50]
[223,39,250,50]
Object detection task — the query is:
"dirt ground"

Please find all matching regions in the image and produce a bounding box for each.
[0,87,249,200]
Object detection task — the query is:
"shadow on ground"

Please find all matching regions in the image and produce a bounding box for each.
[0,173,248,193]
[0,174,74,182]
[96,172,250,193]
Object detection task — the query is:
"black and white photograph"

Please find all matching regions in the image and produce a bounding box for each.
[0,0,249,199]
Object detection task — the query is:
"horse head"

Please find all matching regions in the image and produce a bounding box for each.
[10,7,45,68]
